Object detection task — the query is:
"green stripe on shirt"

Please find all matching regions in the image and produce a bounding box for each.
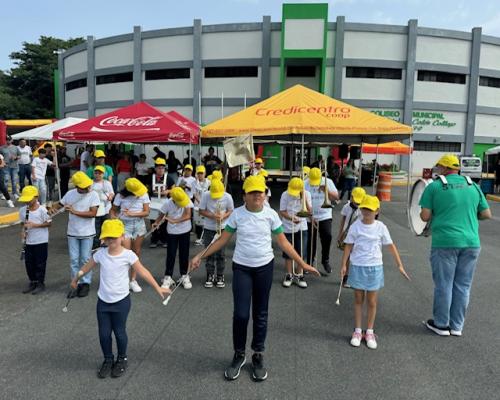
[272,226,284,235]
[225,225,236,233]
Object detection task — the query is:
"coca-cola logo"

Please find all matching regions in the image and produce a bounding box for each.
[99,116,161,128]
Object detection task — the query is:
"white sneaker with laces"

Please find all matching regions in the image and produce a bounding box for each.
[7,200,15,208]
[195,238,204,246]
[350,331,362,347]
[296,274,307,288]
[365,332,378,349]
[450,329,462,337]
[181,275,192,289]
[282,274,293,288]
[129,280,142,293]
[161,275,174,289]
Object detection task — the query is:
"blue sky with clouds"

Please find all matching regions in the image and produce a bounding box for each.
[1,0,500,71]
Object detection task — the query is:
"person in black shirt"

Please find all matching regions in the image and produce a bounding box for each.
[43,143,56,201]
[202,147,222,176]
[183,150,197,170]
[57,145,72,196]
[166,150,182,184]
[153,146,167,161]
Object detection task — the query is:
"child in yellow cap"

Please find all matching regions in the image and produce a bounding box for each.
[19,185,52,295]
[177,164,196,200]
[340,195,410,350]
[193,165,210,244]
[70,219,170,379]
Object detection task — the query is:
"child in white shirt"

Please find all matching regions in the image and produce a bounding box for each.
[31,149,53,205]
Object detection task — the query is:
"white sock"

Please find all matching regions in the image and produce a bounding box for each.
[354,328,362,334]
[366,329,374,335]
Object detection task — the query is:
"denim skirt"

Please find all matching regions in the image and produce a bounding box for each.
[347,264,384,291]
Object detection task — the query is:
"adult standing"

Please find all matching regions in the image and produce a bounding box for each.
[80,144,94,172]
[420,154,491,336]
[152,146,166,162]
[17,139,33,190]
[0,153,15,207]
[134,154,150,186]
[31,149,52,206]
[166,150,182,184]
[202,147,222,176]
[339,159,357,201]
[116,153,133,191]
[183,150,197,170]
[43,143,56,202]
[57,145,72,197]
[0,136,21,199]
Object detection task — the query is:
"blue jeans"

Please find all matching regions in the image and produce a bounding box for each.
[4,167,18,195]
[68,236,94,284]
[18,164,32,190]
[430,248,481,331]
[340,178,356,200]
[97,295,131,359]
[32,178,47,205]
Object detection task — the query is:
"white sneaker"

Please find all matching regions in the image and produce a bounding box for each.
[365,332,378,350]
[129,280,142,293]
[195,238,204,246]
[282,274,293,288]
[296,274,307,288]
[0,194,5,200]
[350,331,362,347]
[181,274,192,289]
[161,275,174,289]
[7,200,15,208]
[450,329,462,337]
[13,194,19,200]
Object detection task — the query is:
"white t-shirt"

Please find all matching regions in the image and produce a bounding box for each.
[160,198,194,235]
[304,178,338,221]
[135,162,149,176]
[340,201,361,233]
[225,205,283,268]
[31,157,53,180]
[199,192,234,231]
[18,146,32,165]
[92,180,114,216]
[279,191,311,233]
[19,204,51,245]
[80,150,89,171]
[344,220,393,266]
[113,193,151,221]
[94,248,138,303]
[60,189,100,237]
[193,179,210,203]
[176,176,197,199]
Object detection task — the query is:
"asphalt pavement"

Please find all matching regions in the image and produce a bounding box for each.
[0,186,499,400]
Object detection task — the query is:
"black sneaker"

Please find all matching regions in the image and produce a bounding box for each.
[77,283,90,298]
[216,275,225,288]
[111,356,128,378]
[224,352,246,381]
[251,353,268,381]
[31,282,45,295]
[22,281,36,294]
[322,261,332,274]
[204,274,214,288]
[98,358,114,379]
[425,319,450,336]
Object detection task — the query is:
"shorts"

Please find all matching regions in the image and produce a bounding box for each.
[347,264,384,291]
[123,218,147,239]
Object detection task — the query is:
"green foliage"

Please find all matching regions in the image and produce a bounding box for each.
[0,36,84,119]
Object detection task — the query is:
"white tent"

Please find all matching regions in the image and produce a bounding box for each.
[11,117,86,140]
[485,145,500,155]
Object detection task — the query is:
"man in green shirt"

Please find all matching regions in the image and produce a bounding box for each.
[419,154,491,337]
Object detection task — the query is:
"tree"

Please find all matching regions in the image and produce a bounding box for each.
[0,36,84,119]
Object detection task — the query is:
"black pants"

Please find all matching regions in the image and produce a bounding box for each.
[232,260,274,353]
[307,219,332,265]
[151,219,168,244]
[94,215,108,248]
[25,243,48,283]
[60,170,70,196]
[97,295,131,360]
[165,231,190,276]
[195,224,203,239]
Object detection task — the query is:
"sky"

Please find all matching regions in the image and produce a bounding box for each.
[1,0,500,71]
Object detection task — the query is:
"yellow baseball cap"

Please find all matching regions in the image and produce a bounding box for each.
[94,165,105,173]
[309,167,322,186]
[287,177,304,198]
[255,157,263,164]
[94,150,105,158]
[436,154,460,170]
[209,170,223,181]
[71,171,93,189]
[19,185,39,202]
[100,219,125,239]
[243,175,266,193]
[302,166,310,177]
[258,169,268,178]
[359,195,380,211]
[171,187,190,208]
[125,178,148,197]
[196,165,206,174]
[184,164,193,171]
[155,157,166,166]
[210,179,225,199]
[351,187,366,204]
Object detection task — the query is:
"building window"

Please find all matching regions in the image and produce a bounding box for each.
[479,76,500,88]
[414,141,461,152]
[96,72,133,85]
[145,68,190,80]
[286,66,316,77]
[204,66,258,78]
[65,78,87,91]
[346,67,402,80]
[417,70,466,84]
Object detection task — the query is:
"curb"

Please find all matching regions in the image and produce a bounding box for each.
[0,211,20,226]
[486,194,500,202]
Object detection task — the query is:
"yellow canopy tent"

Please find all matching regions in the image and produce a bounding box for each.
[201,84,412,144]
[362,141,412,155]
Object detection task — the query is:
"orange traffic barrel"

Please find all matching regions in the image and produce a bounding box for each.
[376,173,392,202]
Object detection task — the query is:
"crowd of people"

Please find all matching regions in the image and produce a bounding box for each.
[8,145,491,383]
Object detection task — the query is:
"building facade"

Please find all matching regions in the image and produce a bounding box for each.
[59,3,500,172]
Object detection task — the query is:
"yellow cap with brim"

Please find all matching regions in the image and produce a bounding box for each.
[302,166,310,176]
[155,157,166,166]
[210,179,225,199]
[184,164,193,171]
[436,154,460,170]
[19,185,39,202]
[171,187,190,207]
[94,165,105,173]
[287,177,304,197]
[258,169,269,178]
[208,170,223,181]
[196,165,206,174]
[351,187,366,204]
[94,150,105,158]
[100,219,125,239]
[309,167,322,186]
[359,195,380,211]
[71,171,93,189]
[125,178,148,197]
[243,175,266,193]
[255,157,263,164]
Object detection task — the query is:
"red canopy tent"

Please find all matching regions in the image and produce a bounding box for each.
[53,102,198,144]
